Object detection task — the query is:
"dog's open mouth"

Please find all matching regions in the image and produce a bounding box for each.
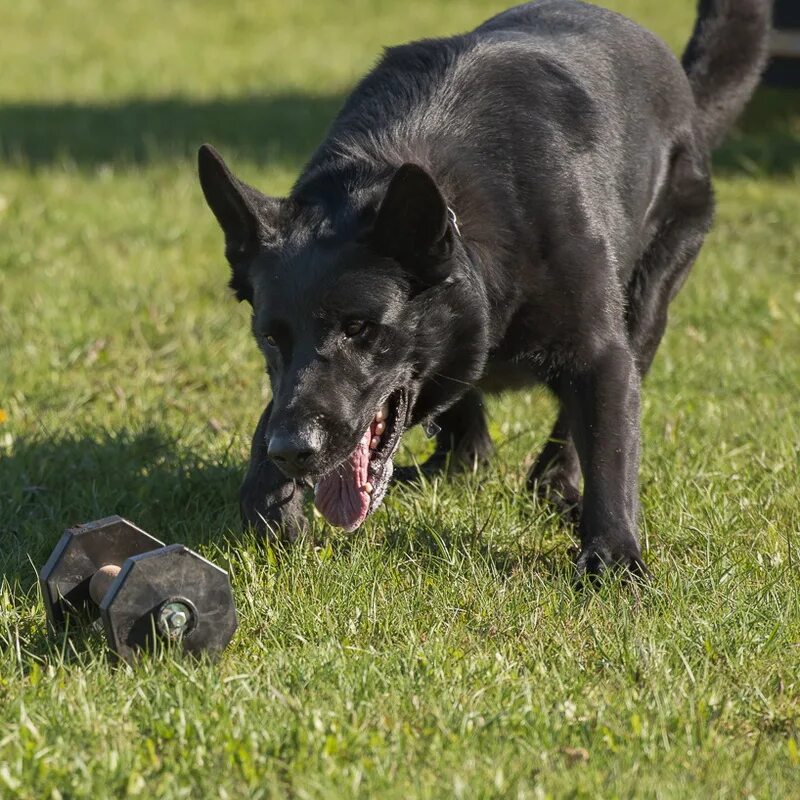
[313,388,407,531]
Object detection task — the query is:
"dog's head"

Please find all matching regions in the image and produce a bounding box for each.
[198,144,487,530]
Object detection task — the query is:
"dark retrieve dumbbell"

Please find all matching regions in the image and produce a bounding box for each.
[40,516,237,663]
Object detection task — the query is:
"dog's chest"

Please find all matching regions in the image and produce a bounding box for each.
[478,298,581,392]
[478,360,546,394]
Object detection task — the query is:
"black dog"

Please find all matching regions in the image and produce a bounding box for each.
[198,0,769,577]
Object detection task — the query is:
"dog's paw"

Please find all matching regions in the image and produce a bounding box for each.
[242,507,309,545]
[258,511,309,545]
[393,455,448,484]
[574,538,650,586]
[532,475,583,526]
[240,481,308,544]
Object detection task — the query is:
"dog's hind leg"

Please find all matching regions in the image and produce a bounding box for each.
[395,389,493,482]
[626,142,714,372]
[526,409,583,524]
[240,402,309,543]
[626,221,712,378]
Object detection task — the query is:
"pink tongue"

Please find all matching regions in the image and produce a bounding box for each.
[313,426,371,531]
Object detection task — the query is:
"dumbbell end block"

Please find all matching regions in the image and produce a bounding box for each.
[100,545,238,664]
[39,516,164,629]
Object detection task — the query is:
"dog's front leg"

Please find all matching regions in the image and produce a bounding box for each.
[559,343,649,579]
[240,402,308,543]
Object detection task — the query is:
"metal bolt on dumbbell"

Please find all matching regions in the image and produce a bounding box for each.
[158,601,192,638]
[39,516,237,662]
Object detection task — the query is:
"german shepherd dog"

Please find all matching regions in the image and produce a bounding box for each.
[199,1,770,578]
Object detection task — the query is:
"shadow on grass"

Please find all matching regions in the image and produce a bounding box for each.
[0,87,797,175]
[0,92,346,168]
[0,428,243,587]
[370,482,577,583]
[386,524,573,581]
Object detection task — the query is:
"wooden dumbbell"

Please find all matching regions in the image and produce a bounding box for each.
[40,516,237,663]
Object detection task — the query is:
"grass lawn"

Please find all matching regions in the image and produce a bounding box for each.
[1,0,799,796]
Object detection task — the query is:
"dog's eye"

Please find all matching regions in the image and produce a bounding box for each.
[343,320,368,338]
[263,333,277,347]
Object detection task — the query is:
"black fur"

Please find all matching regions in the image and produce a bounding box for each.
[682,0,771,149]
[199,0,770,577]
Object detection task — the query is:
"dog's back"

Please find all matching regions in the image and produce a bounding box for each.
[295,1,715,286]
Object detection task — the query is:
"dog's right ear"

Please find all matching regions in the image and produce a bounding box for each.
[198,144,278,303]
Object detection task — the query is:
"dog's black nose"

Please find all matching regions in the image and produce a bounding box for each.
[267,430,319,475]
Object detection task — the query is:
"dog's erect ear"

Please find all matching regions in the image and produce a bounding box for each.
[370,163,453,280]
[198,144,278,303]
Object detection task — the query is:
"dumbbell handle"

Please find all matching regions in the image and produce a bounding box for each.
[88,564,122,605]
[87,561,194,639]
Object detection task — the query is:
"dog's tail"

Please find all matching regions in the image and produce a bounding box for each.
[681,0,772,150]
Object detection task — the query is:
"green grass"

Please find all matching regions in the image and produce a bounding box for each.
[1,0,799,796]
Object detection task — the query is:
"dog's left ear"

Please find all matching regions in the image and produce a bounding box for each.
[370,163,453,281]
[198,144,279,303]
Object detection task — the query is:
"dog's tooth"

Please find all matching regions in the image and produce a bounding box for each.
[370,436,380,449]
[363,482,373,494]
[375,408,385,422]
[374,420,386,435]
